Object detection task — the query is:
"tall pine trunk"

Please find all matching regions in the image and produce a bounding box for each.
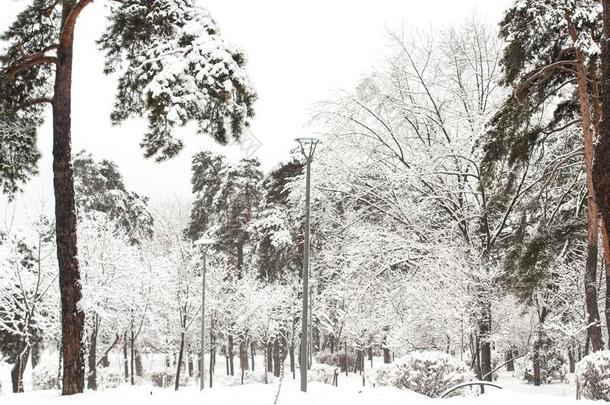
[568,13,605,352]
[54,1,86,395]
[594,0,610,348]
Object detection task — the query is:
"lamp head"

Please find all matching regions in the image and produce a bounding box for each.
[295,137,321,161]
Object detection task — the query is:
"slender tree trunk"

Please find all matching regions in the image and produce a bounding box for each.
[568,14,604,352]
[228,335,234,376]
[210,346,214,388]
[533,342,541,386]
[98,333,119,368]
[123,332,128,382]
[290,342,295,379]
[130,327,135,385]
[266,340,273,373]
[251,342,255,371]
[239,337,248,384]
[55,2,87,395]
[225,347,229,375]
[188,352,193,378]
[31,339,41,370]
[506,350,514,372]
[480,302,492,382]
[273,338,280,377]
[175,330,185,391]
[87,323,98,390]
[135,349,143,377]
[568,348,576,373]
[11,345,30,393]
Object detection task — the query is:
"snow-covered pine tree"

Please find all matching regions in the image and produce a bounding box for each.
[0,0,255,394]
[73,151,154,245]
[485,0,606,352]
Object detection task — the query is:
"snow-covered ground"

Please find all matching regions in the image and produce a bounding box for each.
[0,363,584,405]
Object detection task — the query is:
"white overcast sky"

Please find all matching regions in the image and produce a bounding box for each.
[0,0,511,229]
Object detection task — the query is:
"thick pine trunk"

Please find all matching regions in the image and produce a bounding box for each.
[569,14,605,352]
[594,0,610,349]
[55,2,86,396]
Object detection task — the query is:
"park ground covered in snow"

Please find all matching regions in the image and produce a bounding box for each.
[0,373,583,405]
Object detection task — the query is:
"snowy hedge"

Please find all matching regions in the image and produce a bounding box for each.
[315,350,357,370]
[576,350,610,401]
[308,363,338,384]
[369,351,473,397]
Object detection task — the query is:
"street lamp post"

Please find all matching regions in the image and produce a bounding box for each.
[194,237,215,391]
[296,137,320,393]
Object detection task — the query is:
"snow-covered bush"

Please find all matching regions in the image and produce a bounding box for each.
[308,363,338,384]
[315,350,356,370]
[369,362,396,387]
[516,350,567,384]
[32,363,60,390]
[225,370,277,386]
[369,351,473,397]
[576,350,610,401]
[150,371,189,387]
[97,368,124,390]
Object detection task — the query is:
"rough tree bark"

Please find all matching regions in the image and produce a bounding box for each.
[568,12,605,352]
[594,1,610,349]
[53,0,94,395]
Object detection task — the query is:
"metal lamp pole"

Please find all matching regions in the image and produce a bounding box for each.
[296,137,320,393]
[194,237,215,391]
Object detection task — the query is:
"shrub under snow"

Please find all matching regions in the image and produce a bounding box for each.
[515,350,567,384]
[370,351,473,397]
[308,363,338,384]
[32,363,60,391]
[576,350,610,401]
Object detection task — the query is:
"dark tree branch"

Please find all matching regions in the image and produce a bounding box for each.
[17,96,54,111]
[63,0,94,39]
[4,56,58,81]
